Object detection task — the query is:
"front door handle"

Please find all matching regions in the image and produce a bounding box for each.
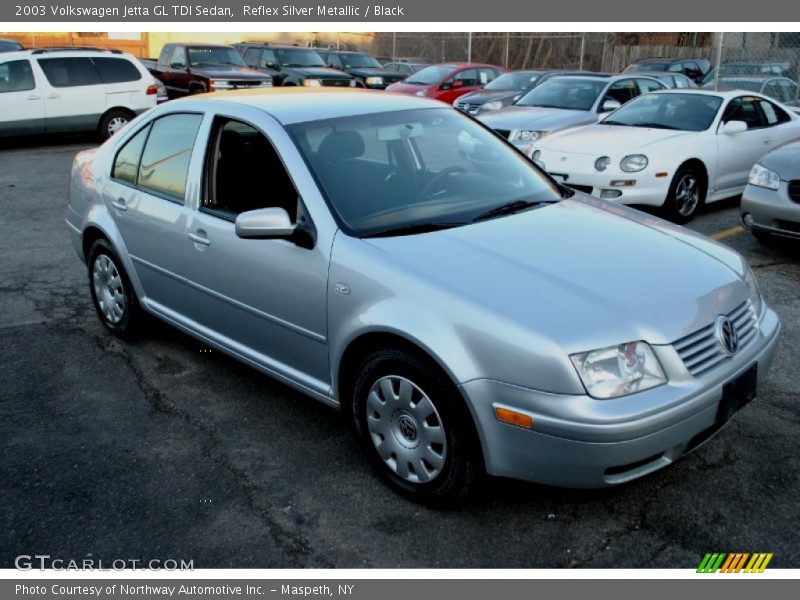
[111,198,127,212]
[764,138,773,145]
[188,231,211,246]
[27,94,41,100]
[47,93,61,99]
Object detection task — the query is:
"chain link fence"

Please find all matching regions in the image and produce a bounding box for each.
[714,32,800,103]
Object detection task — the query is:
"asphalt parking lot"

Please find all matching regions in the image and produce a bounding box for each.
[1,137,799,569]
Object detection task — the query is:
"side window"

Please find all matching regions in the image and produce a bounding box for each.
[478,68,498,85]
[637,78,663,93]
[758,99,790,125]
[138,113,203,202]
[763,81,782,101]
[260,49,277,68]
[112,125,150,185]
[243,48,262,67]
[454,69,478,86]
[92,57,142,84]
[722,97,767,129]
[778,80,797,103]
[0,59,35,93]
[203,118,299,220]
[667,62,683,73]
[325,53,342,68]
[169,47,187,68]
[673,75,690,89]
[605,79,639,105]
[37,57,101,87]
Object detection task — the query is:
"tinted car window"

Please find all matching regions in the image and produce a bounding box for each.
[275,48,325,67]
[0,59,35,93]
[673,75,691,89]
[601,92,723,132]
[92,57,142,84]
[322,52,342,68]
[188,47,246,67]
[112,125,150,185]
[604,79,639,105]
[484,71,538,91]
[454,69,478,86]
[722,96,769,129]
[667,62,683,73]
[169,47,187,68]
[0,40,23,52]
[637,78,663,93]
[38,57,101,87]
[516,78,607,110]
[406,65,454,85]
[243,48,262,67]
[778,80,797,102]
[138,114,203,202]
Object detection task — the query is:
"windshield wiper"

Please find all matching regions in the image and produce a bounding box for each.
[362,221,468,238]
[598,119,629,126]
[472,199,552,222]
[634,122,681,130]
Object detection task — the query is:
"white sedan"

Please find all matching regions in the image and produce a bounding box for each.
[531,89,800,222]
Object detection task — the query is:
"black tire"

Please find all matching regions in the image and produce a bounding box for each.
[98,109,131,141]
[350,348,482,504]
[189,86,205,95]
[87,239,143,338]
[663,165,705,224]
[752,229,776,245]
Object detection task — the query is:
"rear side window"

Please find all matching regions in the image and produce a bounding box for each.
[112,125,150,185]
[38,57,101,87]
[0,60,35,93]
[637,78,663,93]
[93,57,142,84]
[138,114,203,202]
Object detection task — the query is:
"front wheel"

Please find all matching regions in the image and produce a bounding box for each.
[99,109,131,141]
[663,166,704,224]
[350,349,481,504]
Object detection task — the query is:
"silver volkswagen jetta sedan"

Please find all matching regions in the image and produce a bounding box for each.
[66,89,780,503]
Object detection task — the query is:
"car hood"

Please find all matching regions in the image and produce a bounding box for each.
[192,66,271,80]
[349,67,403,78]
[478,105,596,132]
[363,194,747,352]
[757,139,800,176]
[458,90,518,103]
[289,66,351,79]
[386,81,428,94]
[538,123,698,155]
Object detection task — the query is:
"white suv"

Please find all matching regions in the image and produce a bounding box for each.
[0,47,157,140]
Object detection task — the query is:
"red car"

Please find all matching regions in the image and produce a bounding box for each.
[386,63,506,104]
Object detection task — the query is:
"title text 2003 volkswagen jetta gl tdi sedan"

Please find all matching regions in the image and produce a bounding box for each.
[66,89,780,503]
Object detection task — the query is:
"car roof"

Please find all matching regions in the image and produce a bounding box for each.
[0,48,133,59]
[166,88,445,125]
[716,75,782,82]
[636,57,704,63]
[650,88,757,99]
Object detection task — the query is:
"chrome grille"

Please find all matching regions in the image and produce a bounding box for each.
[321,79,351,87]
[229,80,272,88]
[455,101,482,114]
[673,300,758,376]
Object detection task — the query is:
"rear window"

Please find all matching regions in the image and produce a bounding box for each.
[0,60,35,93]
[93,57,142,84]
[38,57,100,87]
[138,113,203,202]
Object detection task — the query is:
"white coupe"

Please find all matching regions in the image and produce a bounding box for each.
[530,89,800,222]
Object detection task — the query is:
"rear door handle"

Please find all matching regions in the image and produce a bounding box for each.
[27,94,41,100]
[111,198,127,212]
[47,93,61,99]
[188,231,211,246]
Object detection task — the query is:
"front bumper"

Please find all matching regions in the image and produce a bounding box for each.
[741,182,800,239]
[460,307,781,488]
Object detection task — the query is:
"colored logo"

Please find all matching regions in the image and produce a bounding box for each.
[697,553,773,573]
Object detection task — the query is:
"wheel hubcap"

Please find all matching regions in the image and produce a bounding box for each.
[107,116,128,135]
[675,174,699,217]
[92,254,126,324]
[366,375,447,484]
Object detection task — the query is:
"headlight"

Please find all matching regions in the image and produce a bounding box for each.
[258,79,273,87]
[748,163,780,191]
[595,156,611,172]
[365,76,384,86]
[513,130,544,142]
[209,79,232,90]
[570,341,666,399]
[620,154,648,172]
[531,150,541,162]
[481,100,504,111]
[302,79,323,87]
[414,89,428,97]
[744,264,763,319]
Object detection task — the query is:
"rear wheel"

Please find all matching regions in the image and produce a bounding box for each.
[88,239,143,337]
[350,348,481,504]
[99,109,131,141]
[663,166,704,224]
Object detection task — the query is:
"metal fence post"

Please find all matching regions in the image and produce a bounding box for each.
[467,32,472,63]
[505,32,510,68]
[579,33,586,70]
[392,32,396,62]
[714,31,724,91]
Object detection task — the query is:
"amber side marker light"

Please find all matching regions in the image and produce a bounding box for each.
[494,406,534,429]
[655,172,669,178]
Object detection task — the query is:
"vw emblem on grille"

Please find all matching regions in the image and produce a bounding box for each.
[715,316,739,355]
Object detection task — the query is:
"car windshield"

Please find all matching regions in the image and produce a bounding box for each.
[275,48,326,67]
[289,108,562,236]
[0,40,22,51]
[624,62,669,73]
[188,47,246,67]
[515,78,607,110]
[484,72,539,91]
[340,53,382,69]
[599,92,723,131]
[405,65,455,85]
[715,79,763,92]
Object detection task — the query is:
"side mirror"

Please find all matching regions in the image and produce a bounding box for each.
[235,207,295,239]
[169,62,184,69]
[440,81,452,90]
[265,62,278,70]
[600,99,622,113]
[720,120,748,135]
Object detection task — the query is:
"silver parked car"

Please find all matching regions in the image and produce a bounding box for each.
[478,74,666,156]
[741,140,800,242]
[67,89,780,502]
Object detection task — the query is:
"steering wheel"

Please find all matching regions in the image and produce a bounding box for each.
[419,166,467,199]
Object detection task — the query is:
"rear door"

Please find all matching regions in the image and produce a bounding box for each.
[104,112,204,315]
[36,56,108,133]
[0,58,44,135]
[93,56,152,114]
